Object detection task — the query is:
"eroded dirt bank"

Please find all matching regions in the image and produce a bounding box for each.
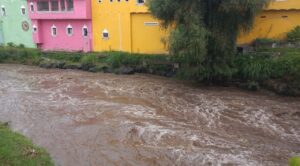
[0,64,299,166]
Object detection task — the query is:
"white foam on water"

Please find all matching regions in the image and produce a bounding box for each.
[0,65,299,166]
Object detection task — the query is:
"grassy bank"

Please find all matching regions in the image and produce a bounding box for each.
[290,157,300,166]
[0,122,54,166]
[0,47,176,77]
[234,48,300,96]
[0,46,299,96]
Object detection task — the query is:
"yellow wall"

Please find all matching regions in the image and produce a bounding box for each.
[267,0,300,10]
[238,10,300,45]
[131,13,168,54]
[238,0,300,45]
[92,1,168,54]
[92,0,300,53]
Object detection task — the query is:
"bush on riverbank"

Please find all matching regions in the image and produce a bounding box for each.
[0,47,41,65]
[287,26,300,43]
[0,46,300,96]
[0,122,54,166]
[234,48,300,96]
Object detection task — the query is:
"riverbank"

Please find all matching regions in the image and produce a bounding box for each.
[0,46,299,96]
[0,122,54,165]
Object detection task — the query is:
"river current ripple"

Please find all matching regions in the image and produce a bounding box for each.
[0,64,299,166]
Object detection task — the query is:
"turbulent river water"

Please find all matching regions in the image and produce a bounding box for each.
[0,64,299,166]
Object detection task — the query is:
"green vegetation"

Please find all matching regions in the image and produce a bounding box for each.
[148,0,270,82]
[0,122,54,166]
[0,47,176,77]
[287,26,300,42]
[234,48,300,96]
[0,46,299,96]
[104,51,169,68]
[0,47,41,65]
[290,157,300,166]
[253,38,279,46]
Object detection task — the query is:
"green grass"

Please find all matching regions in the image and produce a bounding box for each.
[103,51,170,68]
[290,157,300,166]
[234,48,300,95]
[0,123,54,166]
[235,48,300,82]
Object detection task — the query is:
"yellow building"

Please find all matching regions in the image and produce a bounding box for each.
[92,0,300,54]
[92,0,168,54]
[238,0,300,45]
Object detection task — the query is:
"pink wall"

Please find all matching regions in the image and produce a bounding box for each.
[28,0,91,20]
[33,20,92,52]
[28,0,92,52]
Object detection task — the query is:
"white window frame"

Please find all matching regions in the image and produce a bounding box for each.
[21,6,26,15]
[33,25,37,33]
[1,5,6,16]
[66,24,73,36]
[51,25,57,37]
[102,29,109,39]
[82,25,88,38]
[30,2,34,12]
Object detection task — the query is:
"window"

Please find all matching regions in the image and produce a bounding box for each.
[51,0,59,11]
[82,25,88,38]
[51,25,57,36]
[137,0,144,4]
[66,0,74,11]
[33,25,37,33]
[102,29,109,39]
[144,22,159,26]
[21,6,26,15]
[66,24,73,36]
[30,2,34,12]
[60,0,66,11]
[1,6,6,16]
[37,1,50,11]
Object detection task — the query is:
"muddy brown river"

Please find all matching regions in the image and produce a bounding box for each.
[0,64,299,166]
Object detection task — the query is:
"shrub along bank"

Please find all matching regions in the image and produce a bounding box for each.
[0,46,299,96]
[0,47,176,77]
[234,48,300,96]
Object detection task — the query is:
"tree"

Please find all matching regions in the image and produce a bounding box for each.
[148,0,270,82]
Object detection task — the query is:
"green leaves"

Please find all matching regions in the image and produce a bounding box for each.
[148,0,270,82]
[287,26,300,42]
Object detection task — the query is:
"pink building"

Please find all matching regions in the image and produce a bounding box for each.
[28,0,92,52]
